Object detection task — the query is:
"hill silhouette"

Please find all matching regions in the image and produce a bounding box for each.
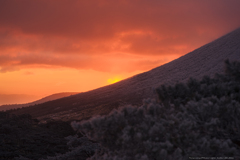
[0,92,79,111]
[9,27,240,122]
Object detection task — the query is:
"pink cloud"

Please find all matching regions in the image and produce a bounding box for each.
[0,0,240,73]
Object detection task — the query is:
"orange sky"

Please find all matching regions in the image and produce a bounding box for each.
[0,0,240,105]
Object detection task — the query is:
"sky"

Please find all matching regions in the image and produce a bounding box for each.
[0,0,240,105]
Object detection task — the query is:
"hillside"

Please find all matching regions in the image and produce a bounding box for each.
[0,92,79,111]
[9,27,240,122]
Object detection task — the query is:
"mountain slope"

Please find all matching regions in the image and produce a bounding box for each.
[9,27,240,122]
[0,92,79,111]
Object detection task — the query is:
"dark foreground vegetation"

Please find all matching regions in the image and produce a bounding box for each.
[71,60,240,160]
[1,60,240,159]
[0,113,97,160]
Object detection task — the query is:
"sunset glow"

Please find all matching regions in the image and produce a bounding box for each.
[0,0,240,105]
[107,77,122,84]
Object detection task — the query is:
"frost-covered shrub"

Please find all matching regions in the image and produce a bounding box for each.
[225,59,240,81]
[156,60,240,106]
[41,135,99,160]
[14,156,31,160]
[72,98,240,159]
[70,60,240,160]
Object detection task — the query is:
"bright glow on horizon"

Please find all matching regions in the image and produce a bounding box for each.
[0,67,142,105]
[107,77,122,84]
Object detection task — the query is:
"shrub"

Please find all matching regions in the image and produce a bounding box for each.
[71,60,240,159]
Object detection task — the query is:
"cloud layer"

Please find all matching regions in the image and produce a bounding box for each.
[0,0,240,73]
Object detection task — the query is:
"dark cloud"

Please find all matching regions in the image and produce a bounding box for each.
[0,52,166,73]
[0,0,240,72]
[1,0,239,38]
